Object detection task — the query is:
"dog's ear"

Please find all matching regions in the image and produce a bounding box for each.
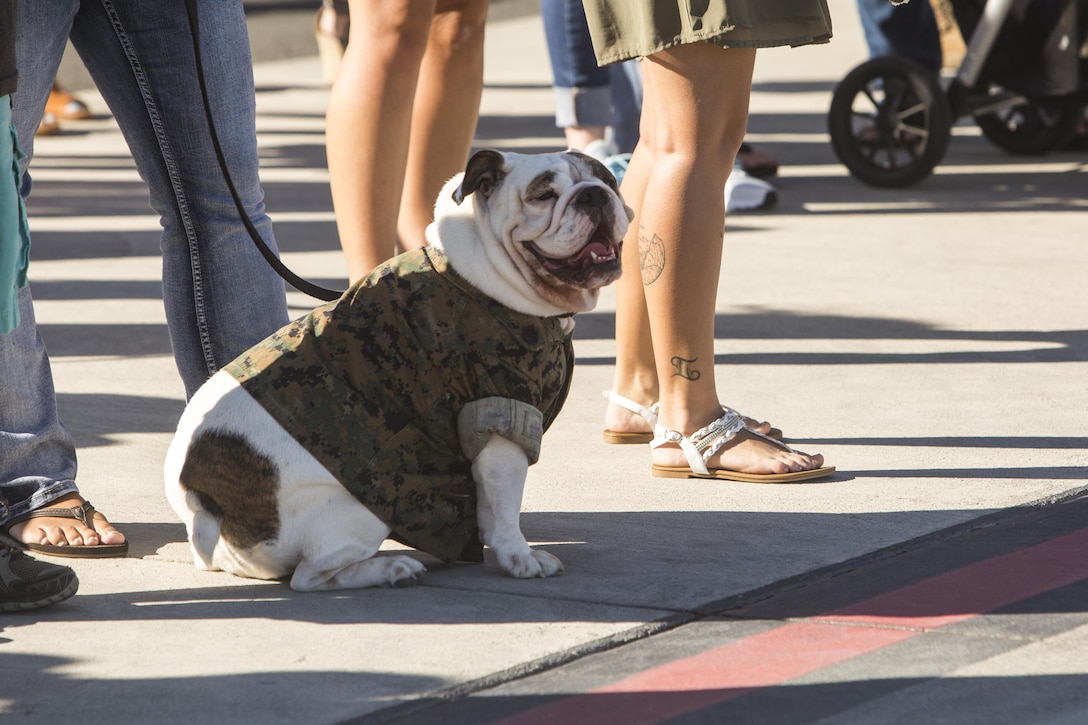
[453,150,506,205]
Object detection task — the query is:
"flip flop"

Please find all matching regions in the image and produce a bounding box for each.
[650,409,835,483]
[4,500,129,558]
[602,391,784,444]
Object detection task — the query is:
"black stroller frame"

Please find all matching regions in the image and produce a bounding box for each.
[829,0,1087,187]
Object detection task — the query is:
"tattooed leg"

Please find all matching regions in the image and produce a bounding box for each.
[639,228,665,286]
[670,355,701,381]
[606,44,814,473]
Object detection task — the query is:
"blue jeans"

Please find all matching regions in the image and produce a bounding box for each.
[0,0,290,526]
[541,0,642,154]
[857,0,943,74]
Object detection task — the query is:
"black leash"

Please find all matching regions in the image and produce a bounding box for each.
[184,0,343,302]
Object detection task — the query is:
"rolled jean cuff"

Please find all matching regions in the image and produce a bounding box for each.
[0,479,78,527]
[457,397,543,464]
[553,85,613,129]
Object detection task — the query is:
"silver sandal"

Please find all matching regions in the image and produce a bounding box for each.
[650,409,834,483]
[603,391,783,445]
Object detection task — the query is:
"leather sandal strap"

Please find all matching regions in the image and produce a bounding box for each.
[23,500,96,528]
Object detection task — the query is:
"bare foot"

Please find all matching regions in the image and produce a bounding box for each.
[604,397,654,437]
[8,494,126,549]
[652,427,824,475]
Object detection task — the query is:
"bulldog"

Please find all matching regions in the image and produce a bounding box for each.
[164,149,632,591]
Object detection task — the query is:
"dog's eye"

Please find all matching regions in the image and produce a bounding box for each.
[533,190,557,202]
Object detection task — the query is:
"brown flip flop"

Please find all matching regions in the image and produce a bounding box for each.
[6,500,128,558]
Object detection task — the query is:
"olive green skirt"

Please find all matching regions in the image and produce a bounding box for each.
[582,0,833,65]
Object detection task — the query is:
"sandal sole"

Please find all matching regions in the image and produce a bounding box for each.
[25,541,128,558]
[26,541,128,558]
[603,430,654,445]
[651,465,836,484]
[604,428,784,445]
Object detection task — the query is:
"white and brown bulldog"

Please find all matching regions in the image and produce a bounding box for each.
[164,150,632,591]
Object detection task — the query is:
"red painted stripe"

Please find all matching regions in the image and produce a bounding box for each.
[497,527,1088,725]
[825,526,1088,629]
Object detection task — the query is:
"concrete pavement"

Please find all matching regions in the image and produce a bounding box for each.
[7,3,1088,723]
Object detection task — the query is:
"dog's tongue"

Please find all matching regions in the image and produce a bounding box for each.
[566,240,614,268]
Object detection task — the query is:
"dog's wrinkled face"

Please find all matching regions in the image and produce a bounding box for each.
[453,150,633,312]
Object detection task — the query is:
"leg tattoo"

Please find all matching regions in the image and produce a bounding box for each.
[671,356,701,381]
[639,228,665,285]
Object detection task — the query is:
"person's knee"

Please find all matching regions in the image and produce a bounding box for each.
[352,5,435,63]
[644,125,744,171]
[431,0,489,54]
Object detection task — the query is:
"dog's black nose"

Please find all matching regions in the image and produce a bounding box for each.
[574,185,609,209]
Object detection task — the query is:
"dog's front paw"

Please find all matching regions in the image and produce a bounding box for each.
[500,548,564,579]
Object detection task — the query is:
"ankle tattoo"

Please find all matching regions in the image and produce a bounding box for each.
[670,355,701,381]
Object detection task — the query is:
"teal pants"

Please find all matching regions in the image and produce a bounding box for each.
[0,97,31,335]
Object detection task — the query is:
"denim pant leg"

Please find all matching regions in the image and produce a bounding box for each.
[0,288,80,527]
[16,0,290,400]
[608,60,642,155]
[542,0,613,130]
[84,0,289,397]
[542,0,642,153]
[1,4,80,525]
[857,0,943,74]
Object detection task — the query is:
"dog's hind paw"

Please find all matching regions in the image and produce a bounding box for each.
[501,548,564,579]
[385,556,427,587]
[290,553,426,591]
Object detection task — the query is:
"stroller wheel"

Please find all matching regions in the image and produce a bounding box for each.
[829,56,952,188]
[975,92,1086,155]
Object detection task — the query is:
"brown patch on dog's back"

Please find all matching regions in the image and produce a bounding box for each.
[180,430,281,548]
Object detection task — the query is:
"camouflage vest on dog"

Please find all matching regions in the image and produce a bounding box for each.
[224,247,574,564]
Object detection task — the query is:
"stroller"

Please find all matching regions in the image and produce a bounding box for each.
[828,0,1088,187]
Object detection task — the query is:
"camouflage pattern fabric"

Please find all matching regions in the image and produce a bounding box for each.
[224,247,574,564]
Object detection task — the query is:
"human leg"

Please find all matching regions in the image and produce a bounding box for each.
[397,0,489,248]
[615,43,824,476]
[328,0,437,281]
[0,290,82,528]
[55,0,290,397]
[541,0,613,151]
[607,60,642,154]
[857,0,942,73]
[604,49,773,445]
[315,0,351,84]
[7,0,290,547]
[0,290,126,550]
[603,129,658,439]
[18,2,289,399]
[3,1,124,551]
